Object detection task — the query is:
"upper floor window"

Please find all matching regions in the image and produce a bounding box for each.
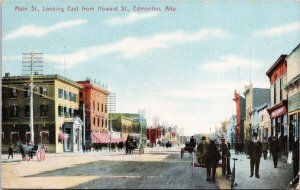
[64,107,69,118]
[93,101,95,110]
[64,90,69,100]
[58,106,64,117]
[73,94,77,102]
[69,92,72,101]
[105,105,107,113]
[25,105,30,117]
[40,105,48,117]
[97,118,100,127]
[97,102,99,111]
[24,87,30,97]
[101,104,104,112]
[11,105,19,117]
[69,108,74,118]
[274,82,277,104]
[280,78,283,101]
[79,92,83,98]
[58,88,63,98]
[40,87,48,97]
[11,88,18,98]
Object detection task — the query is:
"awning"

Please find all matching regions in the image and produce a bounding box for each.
[92,133,110,143]
[40,131,49,136]
[58,132,67,141]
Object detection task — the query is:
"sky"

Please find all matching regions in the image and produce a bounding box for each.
[2,1,300,136]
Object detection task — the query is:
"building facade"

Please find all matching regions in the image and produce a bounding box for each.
[77,80,110,142]
[257,103,271,142]
[285,43,300,152]
[244,84,270,141]
[2,74,83,153]
[233,90,245,143]
[266,55,288,156]
[227,115,237,147]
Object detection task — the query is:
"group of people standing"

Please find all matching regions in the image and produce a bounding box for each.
[196,136,222,182]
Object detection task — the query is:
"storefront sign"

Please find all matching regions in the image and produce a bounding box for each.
[271,107,286,118]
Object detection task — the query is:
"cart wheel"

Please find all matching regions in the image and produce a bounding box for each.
[41,149,45,161]
[37,150,41,162]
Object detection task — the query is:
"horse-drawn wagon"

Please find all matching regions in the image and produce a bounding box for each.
[17,142,46,161]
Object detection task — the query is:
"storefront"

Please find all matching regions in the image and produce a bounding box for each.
[267,102,288,155]
[288,92,300,151]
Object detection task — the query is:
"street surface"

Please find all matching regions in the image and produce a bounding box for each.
[1,146,294,189]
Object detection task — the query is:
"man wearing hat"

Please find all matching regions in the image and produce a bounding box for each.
[248,132,262,178]
[221,137,231,177]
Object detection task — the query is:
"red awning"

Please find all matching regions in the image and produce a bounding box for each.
[58,132,67,141]
[40,131,49,136]
[92,133,109,144]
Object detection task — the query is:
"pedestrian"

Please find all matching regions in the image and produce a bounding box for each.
[248,132,262,178]
[196,136,208,164]
[292,138,299,181]
[261,137,269,160]
[8,144,14,159]
[268,136,273,158]
[244,140,248,155]
[227,142,231,150]
[206,139,221,183]
[270,135,280,168]
[241,141,244,154]
[190,136,196,149]
[221,138,231,177]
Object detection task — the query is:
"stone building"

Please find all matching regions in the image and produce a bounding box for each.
[2,74,83,153]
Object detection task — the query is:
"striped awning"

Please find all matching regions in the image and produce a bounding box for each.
[91,133,122,144]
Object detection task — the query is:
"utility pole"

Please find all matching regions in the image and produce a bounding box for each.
[22,52,43,145]
[83,103,86,153]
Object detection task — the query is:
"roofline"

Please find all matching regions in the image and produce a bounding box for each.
[266,55,287,77]
[77,80,110,95]
[2,74,83,89]
[287,43,300,59]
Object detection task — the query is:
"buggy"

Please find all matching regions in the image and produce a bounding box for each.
[17,142,46,161]
[180,141,196,158]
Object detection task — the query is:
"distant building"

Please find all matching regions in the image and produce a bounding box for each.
[233,90,246,143]
[2,74,83,153]
[285,43,300,152]
[227,115,237,147]
[244,84,270,141]
[257,103,271,142]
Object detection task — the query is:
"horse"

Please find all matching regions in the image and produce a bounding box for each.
[16,142,38,161]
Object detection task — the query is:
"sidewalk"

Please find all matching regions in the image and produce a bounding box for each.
[216,150,294,189]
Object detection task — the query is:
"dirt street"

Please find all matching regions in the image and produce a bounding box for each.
[2,147,228,189]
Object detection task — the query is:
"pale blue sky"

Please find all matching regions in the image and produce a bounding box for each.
[3,1,300,135]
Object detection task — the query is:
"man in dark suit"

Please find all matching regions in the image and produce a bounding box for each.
[248,132,262,178]
[270,135,280,168]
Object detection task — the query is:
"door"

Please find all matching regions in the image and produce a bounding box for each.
[64,128,72,152]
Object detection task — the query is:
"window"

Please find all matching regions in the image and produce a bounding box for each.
[11,105,19,117]
[101,118,104,127]
[105,119,108,128]
[58,88,63,98]
[40,87,47,97]
[93,101,95,110]
[73,94,77,102]
[69,108,74,118]
[25,105,30,117]
[69,92,72,101]
[40,105,48,116]
[24,87,30,97]
[58,106,64,117]
[79,92,83,98]
[101,104,104,112]
[274,82,277,104]
[64,107,69,118]
[97,102,99,111]
[97,118,100,127]
[105,105,107,113]
[93,117,96,125]
[64,90,68,100]
[280,78,283,101]
[11,88,18,98]
[41,131,49,144]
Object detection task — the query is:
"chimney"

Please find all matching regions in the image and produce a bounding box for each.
[5,73,10,77]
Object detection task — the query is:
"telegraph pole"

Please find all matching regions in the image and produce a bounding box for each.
[83,103,86,153]
[22,52,43,145]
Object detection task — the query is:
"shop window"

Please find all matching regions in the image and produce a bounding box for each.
[11,88,18,98]
[25,105,30,117]
[40,105,48,116]
[40,131,49,144]
[58,88,63,98]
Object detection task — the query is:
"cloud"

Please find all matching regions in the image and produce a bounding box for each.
[200,55,262,73]
[4,19,87,40]
[255,21,300,37]
[105,12,159,25]
[44,28,229,68]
